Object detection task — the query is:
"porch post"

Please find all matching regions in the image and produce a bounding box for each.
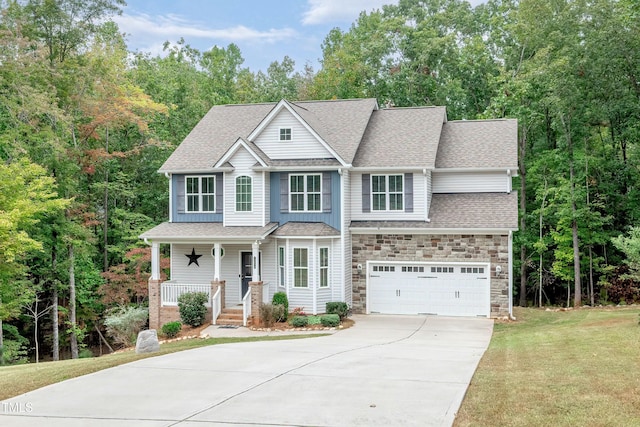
[151,241,160,280]
[252,240,261,282]
[214,242,221,281]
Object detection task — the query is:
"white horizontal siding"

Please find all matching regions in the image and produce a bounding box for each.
[254,109,333,159]
[224,149,264,226]
[170,244,214,284]
[350,172,425,221]
[432,171,509,193]
[261,240,277,302]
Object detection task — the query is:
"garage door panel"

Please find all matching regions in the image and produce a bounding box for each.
[368,263,489,317]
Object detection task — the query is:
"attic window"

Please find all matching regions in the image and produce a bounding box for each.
[279,127,292,141]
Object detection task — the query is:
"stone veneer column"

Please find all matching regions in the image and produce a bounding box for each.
[148,279,162,330]
[249,281,263,325]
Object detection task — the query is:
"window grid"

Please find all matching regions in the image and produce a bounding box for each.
[280,127,292,141]
[431,266,454,273]
[461,267,485,274]
[319,247,329,288]
[235,176,252,212]
[372,265,395,272]
[293,248,308,287]
[290,174,321,212]
[278,247,285,287]
[186,176,215,213]
[371,174,403,211]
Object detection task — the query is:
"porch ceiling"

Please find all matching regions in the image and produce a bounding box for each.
[140,222,279,243]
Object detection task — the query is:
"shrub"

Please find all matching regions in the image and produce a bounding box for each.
[104,305,149,347]
[290,316,309,327]
[178,292,208,327]
[272,304,286,323]
[259,303,276,327]
[320,314,340,327]
[307,315,321,325]
[1,324,29,365]
[326,302,349,319]
[161,321,182,338]
[292,307,306,316]
[272,292,289,320]
[79,348,94,358]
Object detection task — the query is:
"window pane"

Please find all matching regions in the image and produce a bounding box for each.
[320,248,328,267]
[186,177,198,194]
[389,175,403,192]
[290,175,303,192]
[280,128,291,141]
[372,194,386,210]
[291,194,304,211]
[389,194,403,210]
[307,175,320,192]
[236,176,251,211]
[202,177,214,193]
[202,195,215,211]
[294,248,308,267]
[307,194,321,211]
[188,195,198,211]
[372,175,385,192]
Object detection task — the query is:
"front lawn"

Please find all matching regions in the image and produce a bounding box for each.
[455,307,640,426]
[0,334,323,401]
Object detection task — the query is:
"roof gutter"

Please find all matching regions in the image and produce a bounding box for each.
[157,168,234,174]
[349,227,517,235]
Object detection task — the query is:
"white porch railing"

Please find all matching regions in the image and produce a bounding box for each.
[161,283,211,307]
[211,287,221,325]
[242,288,251,326]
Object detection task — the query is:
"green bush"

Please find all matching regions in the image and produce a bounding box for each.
[326,302,349,319]
[307,315,321,325]
[272,292,289,320]
[259,303,276,327]
[161,321,182,338]
[272,304,286,323]
[290,316,309,327]
[320,314,340,327]
[1,324,29,365]
[79,348,94,358]
[178,292,208,327]
[104,305,149,347]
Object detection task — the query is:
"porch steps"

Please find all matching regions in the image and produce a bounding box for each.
[215,307,246,326]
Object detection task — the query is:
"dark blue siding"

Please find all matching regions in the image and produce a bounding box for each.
[172,174,223,223]
[270,171,341,230]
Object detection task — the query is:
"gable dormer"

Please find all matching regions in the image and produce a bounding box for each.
[249,100,343,162]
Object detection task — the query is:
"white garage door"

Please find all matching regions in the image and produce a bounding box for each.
[368,262,490,317]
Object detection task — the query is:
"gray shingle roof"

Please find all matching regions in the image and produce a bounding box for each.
[272,222,340,237]
[350,192,518,231]
[140,222,279,241]
[353,107,447,168]
[435,119,518,169]
[159,99,378,173]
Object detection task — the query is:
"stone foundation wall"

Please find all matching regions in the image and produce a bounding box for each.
[351,234,510,317]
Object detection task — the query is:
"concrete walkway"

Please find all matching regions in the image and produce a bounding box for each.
[0,315,493,427]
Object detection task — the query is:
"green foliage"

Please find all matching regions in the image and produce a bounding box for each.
[320,314,340,327]
[1,324,29,365]
[272,292,289,320]
[307,315,321,325]
[259,303,276,327]
[177,292,208,327]
[161,321,182,338]
[103,305,148,347]
[78,348,94,358]
[272,304,286,323]
[290,316,309,328]
[325,302,349,319]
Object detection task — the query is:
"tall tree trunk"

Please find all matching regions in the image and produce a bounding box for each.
[69,245,78,359]
[519,125,528,306]
[564,115,582,307]
[52,230,59,361]
[103,127,109,272]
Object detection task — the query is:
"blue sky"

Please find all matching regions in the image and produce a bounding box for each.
[115,0,483,73]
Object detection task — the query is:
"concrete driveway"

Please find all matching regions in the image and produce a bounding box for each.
[0,315,493,427]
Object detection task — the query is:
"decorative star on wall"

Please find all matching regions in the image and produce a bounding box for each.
[186,248,202,267]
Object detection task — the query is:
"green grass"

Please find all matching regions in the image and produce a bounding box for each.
[0,334,324,401]
[455,307,640,427]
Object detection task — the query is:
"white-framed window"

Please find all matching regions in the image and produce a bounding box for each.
[279,127,292,141]
[290,174,321,212]
[186,176,215,212]
[235,176,252,212]
[293,248,308,288]
[371,174,403,211]
[319,247,329,288]
[278,246,286,288]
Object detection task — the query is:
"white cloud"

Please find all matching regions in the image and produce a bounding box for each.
[302,0,397,25]
[115,12,297,45]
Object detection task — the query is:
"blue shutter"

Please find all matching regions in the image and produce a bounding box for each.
[177,175,185,213]
[215,173,223,214]
[322,172,331,213]
[280,173,289,213]
[362,174,370,213]
[404,173,413,213]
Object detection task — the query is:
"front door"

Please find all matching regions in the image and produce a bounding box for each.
[240,252,252,300]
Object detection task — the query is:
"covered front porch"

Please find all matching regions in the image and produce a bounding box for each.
[140,222,279,329]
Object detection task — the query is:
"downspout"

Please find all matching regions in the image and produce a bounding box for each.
[508,230,515,320]
[338,168,346,303]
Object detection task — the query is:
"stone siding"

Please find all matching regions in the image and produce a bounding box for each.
[351,234,510,317]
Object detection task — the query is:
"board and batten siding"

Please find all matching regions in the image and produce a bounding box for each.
[172,174,223,223]
[253,109,333,159]
[431,171,510,193]
[350,172,425,221]
[269,171,341,230]
[170,244,214,284]
[224,148,264,226]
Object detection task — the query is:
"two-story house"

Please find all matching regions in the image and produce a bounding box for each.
[140,98,518,329]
